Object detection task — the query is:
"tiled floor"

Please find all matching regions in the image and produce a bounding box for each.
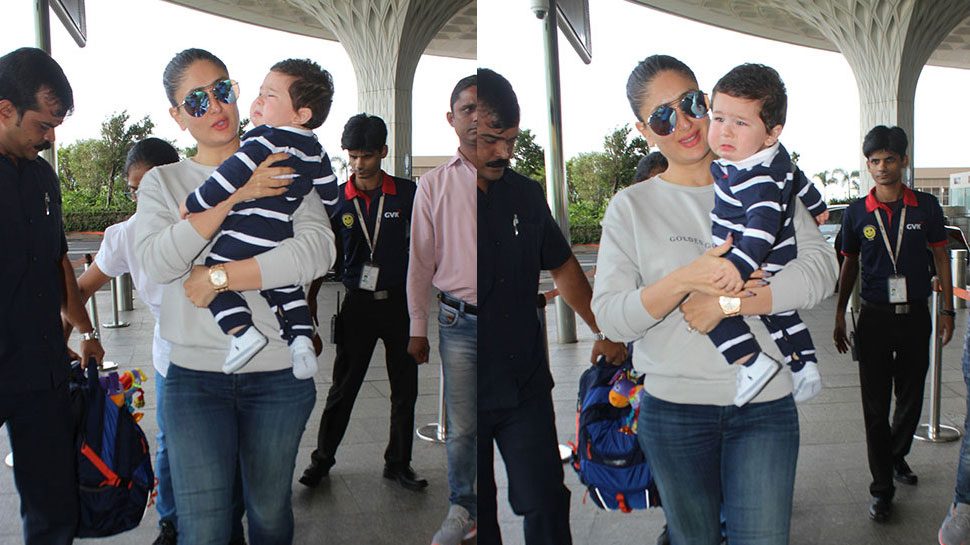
[491,255,970,545]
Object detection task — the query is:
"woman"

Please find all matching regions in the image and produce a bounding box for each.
[590,55,837,544]
[134,48,334,544]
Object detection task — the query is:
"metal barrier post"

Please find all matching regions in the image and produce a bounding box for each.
[82,255,100,335]
[952,249,967,310]
[416,372,447,444]
[117,272,134,311]
[915,280,961,442]
[101,277,129,329]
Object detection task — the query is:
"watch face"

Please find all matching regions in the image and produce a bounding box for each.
[211,268,228,286]
[720,296,741,314]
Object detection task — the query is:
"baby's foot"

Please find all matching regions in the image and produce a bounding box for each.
[734,352,781,407]
[792,361,822,403]
[223,326,268,374]
[290,336,318,380]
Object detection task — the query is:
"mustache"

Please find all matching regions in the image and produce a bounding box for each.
[34,141,52,152]
[485,158,508,169]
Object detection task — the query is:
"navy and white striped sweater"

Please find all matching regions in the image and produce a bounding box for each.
[710,142,826,281]
[184,125,339,250]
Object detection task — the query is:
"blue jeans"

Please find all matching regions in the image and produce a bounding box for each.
[439,295,477,519]
[954,324,970,505]
[638,392,799,545]
[163,365,315,545]
[155,371,176,526]
[156,371,246,540]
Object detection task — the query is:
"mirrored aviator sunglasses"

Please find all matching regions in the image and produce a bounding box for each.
[647,90,709,136]
[179,79,239,118]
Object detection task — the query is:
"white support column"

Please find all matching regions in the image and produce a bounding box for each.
[786,0,970,191]
[287,0,472,178]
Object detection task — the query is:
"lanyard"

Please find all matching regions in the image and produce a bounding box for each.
[353,193,385,261]
[873,204,906,274]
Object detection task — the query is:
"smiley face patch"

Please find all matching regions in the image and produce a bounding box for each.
[863,225,876,240]
[342,213,354,228]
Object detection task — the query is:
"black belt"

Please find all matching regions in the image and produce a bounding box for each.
[861,300,925,315]
[439,293,477,315]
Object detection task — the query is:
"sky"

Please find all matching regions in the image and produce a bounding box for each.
[3,0,970,185]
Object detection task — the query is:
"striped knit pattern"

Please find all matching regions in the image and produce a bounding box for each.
[184,124,337,344]
[707,142,821,369]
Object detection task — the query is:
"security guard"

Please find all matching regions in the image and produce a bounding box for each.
[0,47,104,544]
[299,114,426,491]
[834,125,954,523]
[476,69,626,544]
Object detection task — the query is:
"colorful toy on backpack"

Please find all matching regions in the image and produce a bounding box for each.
[99,369,147,422]
[608,368,645,435]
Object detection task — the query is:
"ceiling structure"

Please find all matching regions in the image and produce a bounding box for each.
[628,0,970,70]
[163,0,476,60]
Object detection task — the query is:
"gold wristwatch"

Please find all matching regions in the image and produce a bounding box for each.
[209,264,229,293]
[718,296,741,316]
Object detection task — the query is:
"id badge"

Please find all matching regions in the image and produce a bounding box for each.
[888,274,907,303]
[359,262,380,291]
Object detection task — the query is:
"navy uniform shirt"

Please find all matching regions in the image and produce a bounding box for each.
[326,172,415,291]
[0,153,70,393]
[479,168,572,411]
[840,187,946,304]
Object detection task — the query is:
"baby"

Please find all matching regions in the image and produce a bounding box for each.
[181,58,337,379]
[706,63,827,406]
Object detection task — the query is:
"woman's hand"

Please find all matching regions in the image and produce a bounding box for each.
[679,293,724,334]
[231,152,294,204]
[679,236,743,297]
[184,265,218,308]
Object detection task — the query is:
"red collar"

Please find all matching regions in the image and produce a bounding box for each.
[865,186,918,214]
[344,171,397,202]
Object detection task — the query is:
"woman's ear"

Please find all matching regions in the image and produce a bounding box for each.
[169,106,188,131]
[635,120,655,148]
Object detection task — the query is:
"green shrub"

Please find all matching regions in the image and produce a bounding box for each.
[62,210,132,232]
[569,201,606,244]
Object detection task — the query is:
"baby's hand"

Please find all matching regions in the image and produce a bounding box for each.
[179,202,190,220]
[814,209,830,227]
[712,259,744,294]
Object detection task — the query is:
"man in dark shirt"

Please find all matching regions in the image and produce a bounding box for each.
[833,125,953,523]
[476,68,626,544]
[0,47,104,544]
[299,114,427,491]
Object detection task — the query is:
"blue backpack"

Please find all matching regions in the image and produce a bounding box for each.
[71,361,155,537]
[569,354,659,512]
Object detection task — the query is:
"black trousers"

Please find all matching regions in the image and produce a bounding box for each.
[856,302,931,499]
[310,288,418,469]
[0,379,78,545]
[478,390,571,545]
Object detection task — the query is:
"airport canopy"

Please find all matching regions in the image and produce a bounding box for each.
[163,0,476,59]
[629,0,970,69]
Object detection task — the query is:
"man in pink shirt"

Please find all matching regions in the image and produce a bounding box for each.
[407,74,478,545]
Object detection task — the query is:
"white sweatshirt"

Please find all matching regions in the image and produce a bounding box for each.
[591,176,837,406]
[134,159,335,373]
